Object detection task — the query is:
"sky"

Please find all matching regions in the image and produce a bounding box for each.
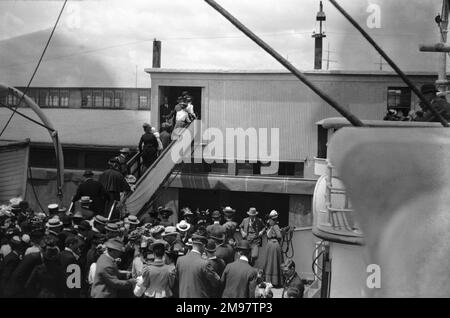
[0,0,446,87]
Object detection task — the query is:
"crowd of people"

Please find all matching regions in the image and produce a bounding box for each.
[0,90,308,298]
[384,83,450,122]
[0,196,305,298]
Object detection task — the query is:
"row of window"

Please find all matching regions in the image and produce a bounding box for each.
[175,161,305,178]
[1,88,149,109]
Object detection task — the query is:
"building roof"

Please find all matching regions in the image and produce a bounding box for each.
[145,68,439,77]
[0,108,150,147]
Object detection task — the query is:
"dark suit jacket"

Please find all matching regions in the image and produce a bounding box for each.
[221,258,258,298]
[90,253,133,298]
[206,223,226,238]
[72,179,109,214]
[175,251,220,298]
[8,252,43,297]
[0,251,21,297]
[239,217,265,244]
[208,257,226,297]
[282,272,304,298]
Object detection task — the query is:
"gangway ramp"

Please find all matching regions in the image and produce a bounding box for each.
[121,120,199,216]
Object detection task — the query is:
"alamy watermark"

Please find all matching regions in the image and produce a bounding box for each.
[170,124,280,174]
[366,3,381,29]
[366,264,381,289]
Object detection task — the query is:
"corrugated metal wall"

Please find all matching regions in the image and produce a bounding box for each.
[0,140,30,203]
[149,71,436,163]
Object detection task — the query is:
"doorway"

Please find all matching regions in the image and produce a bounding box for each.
[159,86,202,128]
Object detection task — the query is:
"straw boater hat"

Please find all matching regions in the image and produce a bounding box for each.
[80,196,92,205]
[223,206,236,215]
[269,210,278,219]
[125,215,139,225]
[176,220,191,232]
[46,217,63,229]
[247,207,258,216]
[105,223,119,233]
[48,203,59,215]
[150,225,165,236]
[94,215,108,225]
[162,226,178,237]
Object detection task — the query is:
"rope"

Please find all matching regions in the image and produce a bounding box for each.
[281,226,295,259]
[0,0,68,137]
[312,240,325,281]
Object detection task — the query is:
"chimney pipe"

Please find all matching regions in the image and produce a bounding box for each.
[153,39,161,68]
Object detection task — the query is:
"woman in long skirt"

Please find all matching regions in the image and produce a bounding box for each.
[263,210,283,288]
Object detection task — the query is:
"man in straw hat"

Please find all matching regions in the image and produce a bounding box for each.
[221,239,259,298]
[176,220,191,250]
[79,196,95,220]
[72,170,108,215]
[175,234,220,298]
[91,238,136,298]
[239,207,265,266]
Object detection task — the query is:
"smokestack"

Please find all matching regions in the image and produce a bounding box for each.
[312,1,326,70]
[153,39,161,68]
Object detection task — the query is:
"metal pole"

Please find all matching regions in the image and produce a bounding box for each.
[204,0,364,127]
[329,0,449,128]
[437,0,449,95]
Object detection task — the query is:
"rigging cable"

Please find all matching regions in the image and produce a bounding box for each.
[0,0,68,138]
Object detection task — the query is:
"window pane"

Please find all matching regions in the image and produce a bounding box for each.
[114,90,123,108]
[104,90,113,108]
[81,90,92,107]
[60,90,69,107]
[139,90,149,109]
[39,89,49,107]
[93,90,103,108]
[49,89,59,107]
[28,88,39,106]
